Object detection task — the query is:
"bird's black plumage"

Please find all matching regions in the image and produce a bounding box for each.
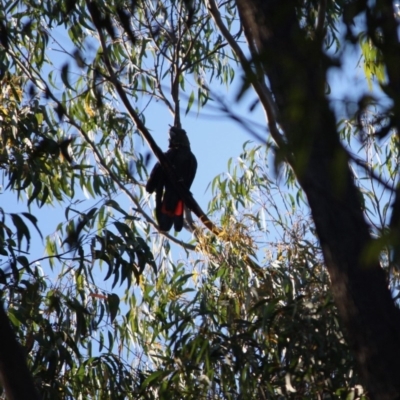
[146,127,197,232]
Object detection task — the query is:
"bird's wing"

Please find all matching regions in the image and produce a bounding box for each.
[183,151,197,188]
[145,161,162,194]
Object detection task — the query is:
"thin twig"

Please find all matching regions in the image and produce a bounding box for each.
[206,0,284,149]
[348,151,395,192]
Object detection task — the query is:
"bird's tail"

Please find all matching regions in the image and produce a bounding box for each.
[157,200,184,232]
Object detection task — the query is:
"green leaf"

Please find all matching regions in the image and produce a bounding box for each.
[21,212,43,240]
[10,213,31,251]
[185,90,195,115]
[61,62,74,90]
[107,293,120,323]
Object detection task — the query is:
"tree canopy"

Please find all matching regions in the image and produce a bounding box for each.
[1,0,400,399]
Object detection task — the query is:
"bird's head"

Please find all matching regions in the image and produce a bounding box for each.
[169,126,190,148]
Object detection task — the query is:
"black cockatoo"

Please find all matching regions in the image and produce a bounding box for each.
[146,127,197,232]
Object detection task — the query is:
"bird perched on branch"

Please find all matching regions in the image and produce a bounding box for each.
[146,127,197,232]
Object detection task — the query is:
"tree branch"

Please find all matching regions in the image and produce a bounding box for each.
[0,303,40,400]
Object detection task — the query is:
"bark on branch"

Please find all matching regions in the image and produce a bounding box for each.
[0,304,40,400]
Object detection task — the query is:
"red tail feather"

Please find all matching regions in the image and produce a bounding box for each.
[161,200,184,217]
[174,200,184,216]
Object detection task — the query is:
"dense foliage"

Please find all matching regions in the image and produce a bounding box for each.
[0,0,399,398]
